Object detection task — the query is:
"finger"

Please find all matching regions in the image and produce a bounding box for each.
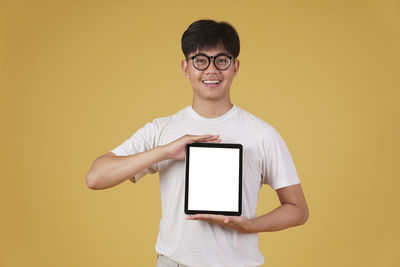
[198,134,219,138]
[186,214,219,222]
[200,136,222,143]
[204,134,220,138]
[186,214,205,220]
[186,216,214,224]
[186,135,217,145]
[207,139,222,143]
[187,216,234,230]
[203,136,221,141]
[201,214,227,223]
[193,134,220,141]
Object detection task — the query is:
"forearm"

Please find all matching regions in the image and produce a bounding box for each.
[86,134,220,190]
[247,203,309,233]
[86,146,168,190]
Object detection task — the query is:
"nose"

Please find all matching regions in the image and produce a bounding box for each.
[205,58,219,74]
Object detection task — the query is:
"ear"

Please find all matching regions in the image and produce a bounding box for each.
[233,59,240,77]
[181,59,189,78]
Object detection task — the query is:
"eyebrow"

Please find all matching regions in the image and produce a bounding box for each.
[192,52,230,57]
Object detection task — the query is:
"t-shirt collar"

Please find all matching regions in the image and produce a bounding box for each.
[186,104,238,124]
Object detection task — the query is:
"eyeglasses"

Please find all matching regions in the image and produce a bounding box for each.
[189,53,233,70]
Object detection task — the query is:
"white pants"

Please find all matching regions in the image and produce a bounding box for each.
[156,254,190,267]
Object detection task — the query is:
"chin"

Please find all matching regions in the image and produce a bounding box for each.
[197,92,228,101]
[192,85,229,101]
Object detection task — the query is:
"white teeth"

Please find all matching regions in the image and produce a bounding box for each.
[203,80,221,84]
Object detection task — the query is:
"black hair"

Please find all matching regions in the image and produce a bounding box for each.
[181,19,240,59]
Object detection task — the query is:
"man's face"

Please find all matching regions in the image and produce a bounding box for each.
[182,47,240,102]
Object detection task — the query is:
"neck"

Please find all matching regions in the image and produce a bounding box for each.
[191,98,233,118]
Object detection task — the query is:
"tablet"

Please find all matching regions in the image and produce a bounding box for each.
[184,143,242,216]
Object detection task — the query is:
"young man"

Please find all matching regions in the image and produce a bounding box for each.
[86,20,308,267]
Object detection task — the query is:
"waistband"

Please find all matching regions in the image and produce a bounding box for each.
[157,254,189,267]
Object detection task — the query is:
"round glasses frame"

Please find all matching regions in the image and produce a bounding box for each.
[188,53,233,71]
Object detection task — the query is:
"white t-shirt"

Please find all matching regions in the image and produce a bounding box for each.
[111,104,300,267]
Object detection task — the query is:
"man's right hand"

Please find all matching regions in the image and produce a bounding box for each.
[86,134,221,190]
[163,134,221,161]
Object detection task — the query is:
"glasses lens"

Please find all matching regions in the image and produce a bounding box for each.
[214,55,231,70]
[193,55,209,70]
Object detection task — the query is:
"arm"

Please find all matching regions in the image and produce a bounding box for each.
[86,134,221,190]
[86,147,166,190]
[247,183,309,232]
[186,183,309,233]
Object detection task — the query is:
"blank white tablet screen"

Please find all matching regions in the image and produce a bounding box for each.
[188,147,239,212]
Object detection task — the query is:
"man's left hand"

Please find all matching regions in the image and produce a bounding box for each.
[186,214,253,234]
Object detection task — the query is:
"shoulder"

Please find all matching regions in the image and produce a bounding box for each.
[235,105,277,137]
[148,106,188,131]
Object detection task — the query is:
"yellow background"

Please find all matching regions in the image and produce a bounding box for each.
[2,0,399,266]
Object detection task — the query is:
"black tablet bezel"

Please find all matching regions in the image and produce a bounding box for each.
[184,142,242,216]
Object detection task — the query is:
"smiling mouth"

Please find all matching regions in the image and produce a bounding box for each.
[202,80,221,85]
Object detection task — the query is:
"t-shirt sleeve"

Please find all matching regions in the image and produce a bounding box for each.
[261,128,300,190]
[110,121,158,183]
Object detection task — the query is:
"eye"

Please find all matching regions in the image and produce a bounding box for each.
[216,56,230,65]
